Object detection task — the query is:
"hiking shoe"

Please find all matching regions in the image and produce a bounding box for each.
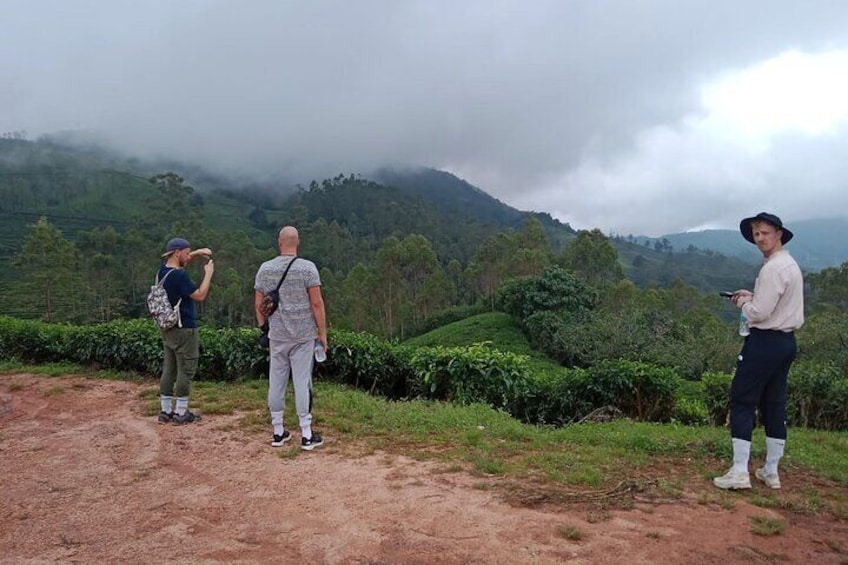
[755,468,781,489]
[713,469,751,490]
[301,433,324,451]
[271,430,292,447]
[172,411,201,425]
[157,411,173,424]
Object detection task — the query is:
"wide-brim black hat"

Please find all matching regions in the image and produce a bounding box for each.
[739,212,793,245]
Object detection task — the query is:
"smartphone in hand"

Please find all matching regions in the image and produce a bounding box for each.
[719,291,734,298]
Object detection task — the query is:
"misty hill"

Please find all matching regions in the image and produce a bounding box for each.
[637,218,848,272]
[373,167,576,250]
[0,138,269,251]
[0,137,764,291]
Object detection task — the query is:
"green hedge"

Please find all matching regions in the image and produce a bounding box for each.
[401,342,529,412]
[786,361,848,430]
[518,361,679,425]
[0,316,269,381]
[690,365,848,432]
[3,317,846,430]
[318,330,412,398]
[701,371,733,426]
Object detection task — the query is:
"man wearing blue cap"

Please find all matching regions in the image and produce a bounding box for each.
[714,213,804,490]
[157,237,215,425]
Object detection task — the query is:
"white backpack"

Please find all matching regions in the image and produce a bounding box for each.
[147,269,182,330]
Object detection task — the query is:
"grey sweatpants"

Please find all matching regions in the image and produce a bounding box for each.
[267,339,314,428]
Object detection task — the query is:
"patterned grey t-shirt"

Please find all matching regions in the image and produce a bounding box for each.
[254,255,321,343]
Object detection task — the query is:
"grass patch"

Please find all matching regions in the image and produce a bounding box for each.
[0,360,145,382]
[558,525,584,541]
[749,516,786,536]
[9,370,848,517]
[403,313,533,354]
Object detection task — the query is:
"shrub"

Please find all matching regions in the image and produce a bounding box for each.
[701,371,733,426]
[787,361,848,431]
[673,378,709,425]
[496,266,598,321]
[518,361,680,425]
[64,319,162,374]
[517,368,592,426]
[673,396,709,425]
[198,326,270,381]
[318,330,412,398]
[0,316,68,363]
[583,361,679,422]
[797,311,848,374]
[401,342,530,413]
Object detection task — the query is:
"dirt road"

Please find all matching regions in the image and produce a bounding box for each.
[1,374,845,564]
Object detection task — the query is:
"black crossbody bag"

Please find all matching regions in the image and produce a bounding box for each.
[258,257,298,348]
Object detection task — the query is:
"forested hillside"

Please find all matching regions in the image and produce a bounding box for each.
[1,137,774,333]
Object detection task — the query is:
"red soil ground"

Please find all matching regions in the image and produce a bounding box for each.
[1,373,846,564]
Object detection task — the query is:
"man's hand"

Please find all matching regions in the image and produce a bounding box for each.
[190,248,213,260]
[732,289,752,307]
[316,333,328,353]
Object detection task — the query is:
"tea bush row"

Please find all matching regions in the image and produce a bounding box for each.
[1,317,845,430]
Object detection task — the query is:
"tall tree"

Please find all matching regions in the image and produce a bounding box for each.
[374,236,404,337]
[12,217,85,322]
[340,262,377,332]
[78,226,129,322]
[141,172,203,240]
[559,229,624,287]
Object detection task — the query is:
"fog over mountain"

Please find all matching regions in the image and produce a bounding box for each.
[3,1,848,236]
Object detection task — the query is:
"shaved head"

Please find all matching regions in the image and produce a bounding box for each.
[278,226,299,254]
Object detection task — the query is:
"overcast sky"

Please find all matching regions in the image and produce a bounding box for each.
[3,1,848,236]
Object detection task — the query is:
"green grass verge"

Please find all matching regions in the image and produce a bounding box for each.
[4,365,847,516]
[166,379,848,490]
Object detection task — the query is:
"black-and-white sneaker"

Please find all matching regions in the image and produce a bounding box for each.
[157,411,173,424]
[271,430,291,447]
[172,411,201,425]
[301,433,324,451]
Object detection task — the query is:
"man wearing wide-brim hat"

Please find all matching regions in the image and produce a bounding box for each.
[713,213,804,491]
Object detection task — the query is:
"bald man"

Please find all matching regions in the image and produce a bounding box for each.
[254,226,328,450]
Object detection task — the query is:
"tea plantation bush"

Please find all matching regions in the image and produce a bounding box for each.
[517,361,679,425]
[2,317,846,430]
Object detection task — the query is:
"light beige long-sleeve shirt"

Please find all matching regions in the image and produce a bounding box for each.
[742,249,804,332]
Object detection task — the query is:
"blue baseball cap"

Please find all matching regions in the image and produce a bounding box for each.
[162,237,191,257]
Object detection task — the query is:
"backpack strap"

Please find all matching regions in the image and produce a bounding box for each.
[155,267,176,286]
[273,257,298,293]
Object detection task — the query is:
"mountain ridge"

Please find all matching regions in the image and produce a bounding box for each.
[637,218,848,271]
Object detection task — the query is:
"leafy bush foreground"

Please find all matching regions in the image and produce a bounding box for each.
[1,316,846,431]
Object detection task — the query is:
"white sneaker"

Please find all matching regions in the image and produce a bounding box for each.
[713,469,751,490]
[755,468,781,489]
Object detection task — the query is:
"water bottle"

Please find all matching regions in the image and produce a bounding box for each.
[738,311,750,337]
[314,341,327,362]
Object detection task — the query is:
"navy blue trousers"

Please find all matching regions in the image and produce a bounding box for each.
[729,328,796,441]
